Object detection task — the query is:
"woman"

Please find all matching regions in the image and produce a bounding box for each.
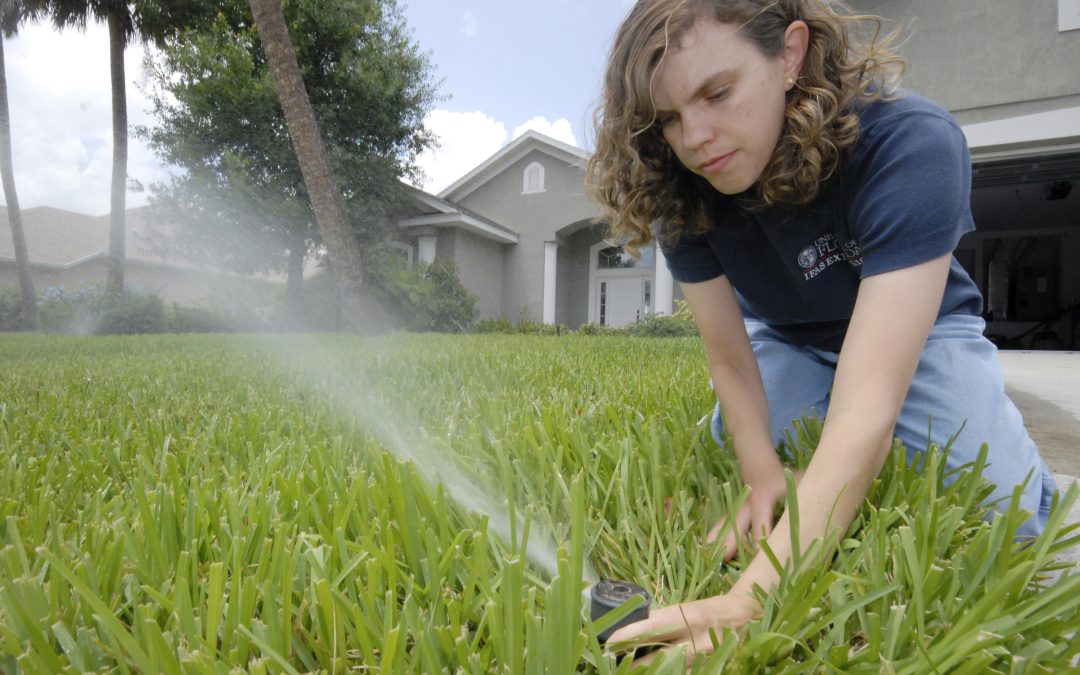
[587,0,1057,661]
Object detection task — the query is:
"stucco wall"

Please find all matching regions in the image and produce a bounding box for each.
[0,258,109,294]
[849,0,1080,123]
[0,258,281,310]
[557,223,606,327]
[448,229,505,320]
[126,261,281,309]
[454,149,600,321]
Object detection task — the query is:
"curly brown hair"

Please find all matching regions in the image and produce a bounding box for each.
[587,0,907,256]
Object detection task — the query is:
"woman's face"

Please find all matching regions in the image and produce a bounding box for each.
[651,17,806,195]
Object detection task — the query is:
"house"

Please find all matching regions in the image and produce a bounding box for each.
[0,205,282,311]
[399,3,1079,344]
[0,132,677,331]
[392,130,678,329]
[848,0,1080,348]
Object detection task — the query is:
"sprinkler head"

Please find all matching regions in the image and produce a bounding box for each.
[589,579,651,644]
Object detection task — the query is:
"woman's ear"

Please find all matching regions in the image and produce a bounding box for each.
[783,20,810,80]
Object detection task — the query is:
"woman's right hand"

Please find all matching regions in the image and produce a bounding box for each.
[706,466,802,560]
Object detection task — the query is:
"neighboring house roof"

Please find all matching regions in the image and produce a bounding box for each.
[0,206,149,267]
[399,184,519,244]
[0,205,225,274]
[437,129,590,203]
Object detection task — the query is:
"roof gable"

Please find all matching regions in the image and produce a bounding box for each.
[399,184,518,245]
[438,130,590,203]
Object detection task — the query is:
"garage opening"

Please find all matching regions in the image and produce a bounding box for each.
[957,151,1080,350]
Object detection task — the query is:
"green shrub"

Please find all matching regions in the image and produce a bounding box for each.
[37,286,167,334]
[420,260,480,332]
[0,286,24,331]
[168,304,268,333]
[474,317,514,333]
[474,317,570,335]
[621,299,698,337]
[98,291,169,334]
[575,322,614,336]
[514,319,560,335]
[35,286,179,335]
[622,314,693,337]
[368,258,479,333]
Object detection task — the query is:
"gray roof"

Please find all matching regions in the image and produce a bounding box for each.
[0,205,167,268]
[399,184,519,244]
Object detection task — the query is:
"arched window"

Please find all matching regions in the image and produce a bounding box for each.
[596,245,654,270]
[523,161,545,194]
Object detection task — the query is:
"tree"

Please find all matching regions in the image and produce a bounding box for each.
[0,0,40,330]
[37,0,135,296]
[247,0,366,326]
[141,0,436,326]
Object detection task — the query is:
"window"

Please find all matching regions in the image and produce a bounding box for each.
[523,161,545,193]
[1062,0,1080,31]
[599,281,607,326]
[597,245,654,270]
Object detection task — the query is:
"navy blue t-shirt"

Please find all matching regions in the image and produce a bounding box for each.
[661,92,983,352]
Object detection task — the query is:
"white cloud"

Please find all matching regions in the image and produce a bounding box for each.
[512,117,578,147]
[413,109,508,194]
[460,10,478,38]
[3,21,169,215]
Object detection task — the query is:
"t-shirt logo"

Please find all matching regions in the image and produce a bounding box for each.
[797,247,818,269]
[799,234,863,280]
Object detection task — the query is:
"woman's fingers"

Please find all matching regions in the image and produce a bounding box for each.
[750,499,775,540]
[750,516,773,541]
[606,604,690,645]
[610,595,760,669]
[705,501,753,562]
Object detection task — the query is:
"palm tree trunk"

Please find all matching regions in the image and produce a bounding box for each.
[247,0,371,331]
[105,4,127,297]
[0,34,37,330]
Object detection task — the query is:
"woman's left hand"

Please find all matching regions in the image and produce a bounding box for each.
[605,593,760,667]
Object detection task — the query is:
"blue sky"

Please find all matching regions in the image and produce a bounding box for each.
[402,1,631,141]
[2,1,634,215]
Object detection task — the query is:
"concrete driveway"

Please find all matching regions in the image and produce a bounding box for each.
[1000,351,1080,477]
[999,350,1080,561]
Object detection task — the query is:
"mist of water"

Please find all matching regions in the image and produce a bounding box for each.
[250,333,597,583]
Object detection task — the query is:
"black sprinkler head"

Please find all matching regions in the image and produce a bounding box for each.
[589,579,651,644]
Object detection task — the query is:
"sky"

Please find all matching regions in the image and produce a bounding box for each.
[1,1,635,216]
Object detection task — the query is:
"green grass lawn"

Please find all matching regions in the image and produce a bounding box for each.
[0,333,1078,673]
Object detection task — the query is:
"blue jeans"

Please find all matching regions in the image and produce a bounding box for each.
[710,314,1057,538]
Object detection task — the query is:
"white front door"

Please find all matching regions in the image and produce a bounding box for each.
[597,276,644,327]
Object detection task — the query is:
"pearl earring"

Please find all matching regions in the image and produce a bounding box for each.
[785,76,795,89]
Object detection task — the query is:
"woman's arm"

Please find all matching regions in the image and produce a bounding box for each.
[681,276,789,551]
[609,253,953,664]
[726,252,952,602]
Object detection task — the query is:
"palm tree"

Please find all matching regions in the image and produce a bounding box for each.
[0,0,40,330]
[247,0,371,330]
[42,0,135,297]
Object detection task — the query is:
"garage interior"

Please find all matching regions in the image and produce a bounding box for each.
[957,151,1080,350]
